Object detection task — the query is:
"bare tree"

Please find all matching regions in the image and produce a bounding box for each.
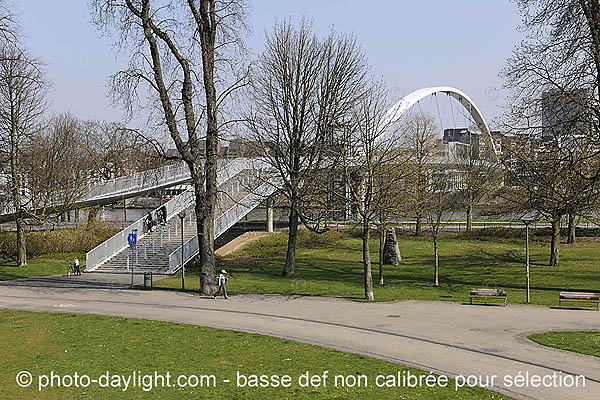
[499,134,599,266]
[422,172,456,287]
[450,136,501,231]
[24,114,97,221]
[399,113,456,286]
[400,114,438,236]
[501,0,600,265]
[82,121,163,181]
[0,44,49,266]
[338,82,404,301]
[91,0,249,294]
[374,171,408,285]
[78,120,165,228]
[244,19,368,277]
[0,0,18,51]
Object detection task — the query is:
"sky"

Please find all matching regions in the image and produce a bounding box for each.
[14,1,524,129]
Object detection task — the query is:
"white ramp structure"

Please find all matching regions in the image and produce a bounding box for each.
[85,158,274,274]
[380,86,499,156]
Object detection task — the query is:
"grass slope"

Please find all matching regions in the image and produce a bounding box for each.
[0,310,508,399]
[157,231,600,305]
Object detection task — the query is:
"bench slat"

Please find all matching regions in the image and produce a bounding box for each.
[469,288,508,306]
[470,288,507,296]
[559,292,599,300]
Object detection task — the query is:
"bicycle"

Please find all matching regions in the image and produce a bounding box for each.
[67,262,75,277]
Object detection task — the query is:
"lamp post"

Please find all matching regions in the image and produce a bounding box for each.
[521,218,534,303]
[198,231,203,293]
[178,211,186,290]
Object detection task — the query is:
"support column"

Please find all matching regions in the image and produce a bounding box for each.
[266,197,274,233]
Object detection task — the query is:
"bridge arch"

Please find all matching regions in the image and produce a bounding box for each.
[380,86,499,156]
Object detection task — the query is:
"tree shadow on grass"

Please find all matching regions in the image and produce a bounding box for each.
[215,240,600,298]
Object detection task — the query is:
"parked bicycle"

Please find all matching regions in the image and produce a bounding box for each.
[67,262,75,276]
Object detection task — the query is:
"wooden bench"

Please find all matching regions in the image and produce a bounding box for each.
[469,288,508,306]
[559,292,600,310]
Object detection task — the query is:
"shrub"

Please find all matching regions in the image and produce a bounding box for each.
[0,225,119,259]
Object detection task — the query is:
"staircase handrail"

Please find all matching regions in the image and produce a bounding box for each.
[167,181,276,274]
[85,158,251,271]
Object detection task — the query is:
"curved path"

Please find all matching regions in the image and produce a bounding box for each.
[1,273,599,399]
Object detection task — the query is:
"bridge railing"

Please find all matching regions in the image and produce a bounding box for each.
[84,162,190,202]
[167,181,277,274]
[86,158,252,271]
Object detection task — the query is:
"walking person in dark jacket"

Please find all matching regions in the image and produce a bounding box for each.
[214,270,228,299]
[145,212,154,233]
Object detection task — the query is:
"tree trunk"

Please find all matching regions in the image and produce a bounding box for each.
[362,221,374,300]
[87,206,99,229]
[16,215,27,266]
[9,123,26,266]
[550,219,561,266]
[194,180,217,295]
[433,234,439,286]
[200,26,219,294]
[378,228,386,285]
[567,213,576,244]
[415,215,422,236]
[466,204,473,231]
[283,207,299,277]
[266,197,274,233]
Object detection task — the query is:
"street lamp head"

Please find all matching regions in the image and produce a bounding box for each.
[178,211,186,219]
[521,217,535,226]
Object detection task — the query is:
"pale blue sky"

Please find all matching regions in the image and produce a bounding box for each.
[14,1,523,128]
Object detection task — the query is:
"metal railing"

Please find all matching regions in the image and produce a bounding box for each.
[85,158,252,271]
[84,162,190,202]
[168,181,277,274]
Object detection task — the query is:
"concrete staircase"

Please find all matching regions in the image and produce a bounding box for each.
[91,169,254,274]
[92,207,198,274]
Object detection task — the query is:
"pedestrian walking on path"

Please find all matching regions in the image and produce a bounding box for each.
[74,257,81,276]
[214,270,228,299]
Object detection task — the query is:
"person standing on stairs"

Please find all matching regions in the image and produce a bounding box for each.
[159,205,167,225]
[145,212,154,233]
[214,270,228,299]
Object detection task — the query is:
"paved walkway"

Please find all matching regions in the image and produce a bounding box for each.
[1,273,599,399]
[215,231,270,256]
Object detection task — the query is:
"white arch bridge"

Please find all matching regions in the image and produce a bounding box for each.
[380,86,499,156]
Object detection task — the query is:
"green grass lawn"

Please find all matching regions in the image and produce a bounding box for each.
[528,331,600,358]
[0,252,84,281]
[0,309,508,399]
[157,231,600,305]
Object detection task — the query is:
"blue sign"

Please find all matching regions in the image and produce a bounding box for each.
[128,233,137,245]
